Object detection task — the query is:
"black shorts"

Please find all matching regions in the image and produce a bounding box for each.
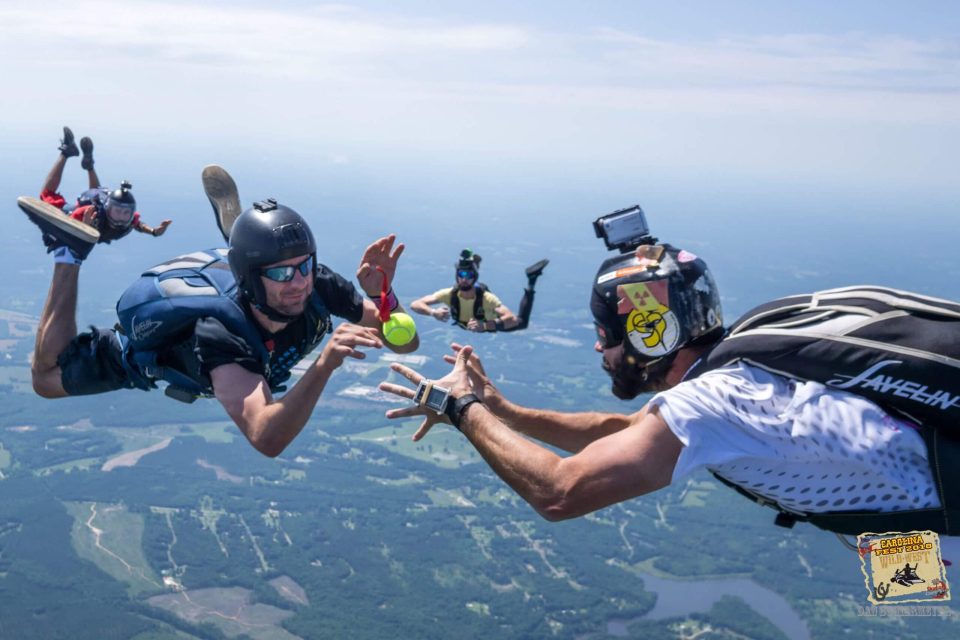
[57,327,132,396]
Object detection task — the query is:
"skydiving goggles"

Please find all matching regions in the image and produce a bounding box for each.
[457,269,477,280]
[260,255,315,282]
[104,201,135,228]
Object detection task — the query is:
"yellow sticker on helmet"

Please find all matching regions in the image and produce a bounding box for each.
[617,281,680,357]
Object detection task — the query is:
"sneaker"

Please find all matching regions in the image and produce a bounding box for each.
[18,196,99,260]
[202,165,241,243]
[525,258,549,278]
[80,137,95,170]
[59,126,79,158]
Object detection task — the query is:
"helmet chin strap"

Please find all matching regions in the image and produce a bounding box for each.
[243,286,301,324]
[254,301,300,324]
[609,351,676,399]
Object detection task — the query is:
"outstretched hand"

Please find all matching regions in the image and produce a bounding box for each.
[319,323,383,370]
[379,345,477,441]
[357,234,405,297]
[442,342,500,405]
[153,220,173,236]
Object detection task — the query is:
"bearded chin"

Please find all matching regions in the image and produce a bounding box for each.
[607,356,672,399]
[458,282,474,292]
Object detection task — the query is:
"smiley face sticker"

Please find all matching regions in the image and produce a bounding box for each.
[616,280,680,357]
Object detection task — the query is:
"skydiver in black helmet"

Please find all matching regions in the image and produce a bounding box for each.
[380,204,956,538]
[410,248,549,332]
[23,165,418,457]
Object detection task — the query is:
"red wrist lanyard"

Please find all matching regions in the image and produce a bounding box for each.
[376,266,391,323]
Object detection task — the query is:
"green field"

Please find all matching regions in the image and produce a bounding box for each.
[101,421,233,456]
[35,456,102,476]
[65,501,162,595]
[680,479,716,508]
[352,421,479,469]
[147,587,298,640]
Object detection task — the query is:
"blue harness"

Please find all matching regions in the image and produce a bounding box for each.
[115,249,329,402]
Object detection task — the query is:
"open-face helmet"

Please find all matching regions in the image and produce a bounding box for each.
[590,243,723,397]
[228,198,316,322]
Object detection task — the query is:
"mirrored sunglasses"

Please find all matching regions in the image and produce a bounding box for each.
[261,256,314,283]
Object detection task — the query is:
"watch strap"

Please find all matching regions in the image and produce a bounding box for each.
[445,393,481,429]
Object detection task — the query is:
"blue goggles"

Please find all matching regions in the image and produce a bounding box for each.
[457,269,477,280]
[261,256,314,283]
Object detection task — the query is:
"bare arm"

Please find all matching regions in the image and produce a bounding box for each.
[381,346,682,520]
[410,293,450,322]
[480,302,518,331]
[485,395,644,453]
[134,219,172,237]
[212,323,382,457]
[460,401,680,520]
[444,343,635,451]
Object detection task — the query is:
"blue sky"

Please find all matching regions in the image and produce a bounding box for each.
[2,1,957,220]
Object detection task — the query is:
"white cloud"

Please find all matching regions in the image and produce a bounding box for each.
[1,1,957,188]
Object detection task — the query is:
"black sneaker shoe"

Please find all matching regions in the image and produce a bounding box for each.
[59,126,79,158]
[18,196,99,260]
[525,258,549,278]
[80,137,95,170]
[202,165,241,243]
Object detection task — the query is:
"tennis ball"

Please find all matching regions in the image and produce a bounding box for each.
[383,312,417,346]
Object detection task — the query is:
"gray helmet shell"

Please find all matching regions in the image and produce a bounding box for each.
[228,198,316,321]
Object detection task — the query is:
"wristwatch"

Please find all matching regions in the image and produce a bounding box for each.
[413,380,451,414]
[444,393,481,430]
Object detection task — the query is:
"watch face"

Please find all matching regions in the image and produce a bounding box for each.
[425,387,448,411]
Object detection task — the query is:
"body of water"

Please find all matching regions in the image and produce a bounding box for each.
[607,570,810,640]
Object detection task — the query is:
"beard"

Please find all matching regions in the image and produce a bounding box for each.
[603,354,673,399]
[272,298,308,317]
[458,281,475,292]
[267,287,310,318]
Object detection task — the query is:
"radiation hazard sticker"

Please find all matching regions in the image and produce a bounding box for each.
[858,530,950,605]
[616,281,680,357]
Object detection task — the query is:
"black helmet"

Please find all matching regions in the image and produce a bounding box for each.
[455,248,481,277]
[102,180,137,229]
[591,243,723,396]
[228,198,316,322]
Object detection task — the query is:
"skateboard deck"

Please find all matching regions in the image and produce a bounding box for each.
[17,196,100,242]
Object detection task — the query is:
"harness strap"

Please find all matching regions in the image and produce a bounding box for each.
[449,285,487,327]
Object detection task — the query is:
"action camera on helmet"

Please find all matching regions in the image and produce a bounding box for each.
[593,205,654,253]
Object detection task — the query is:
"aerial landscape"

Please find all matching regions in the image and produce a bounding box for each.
[1,1,958,638]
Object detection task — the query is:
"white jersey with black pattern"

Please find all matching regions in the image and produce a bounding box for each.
[649,361,940,514]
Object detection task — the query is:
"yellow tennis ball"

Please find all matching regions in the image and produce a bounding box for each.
[383,312,417,346]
